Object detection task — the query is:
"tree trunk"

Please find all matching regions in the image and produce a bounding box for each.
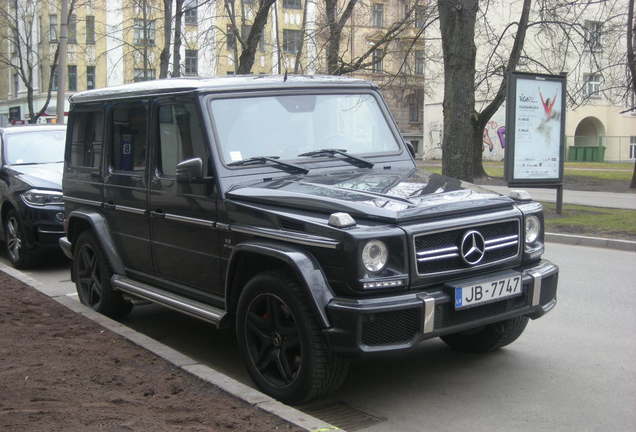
[172,0,184,77]
[293,0,309,74]
[159,0,172,78]
[628,0,636,188]
[237,0,275,74]
[438,0,478,182]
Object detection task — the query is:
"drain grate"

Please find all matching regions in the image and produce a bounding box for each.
[301,401,385,431]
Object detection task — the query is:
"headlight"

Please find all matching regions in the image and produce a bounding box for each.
[525,215,541,244]
[21,189,63,206]
[362,240,388,272]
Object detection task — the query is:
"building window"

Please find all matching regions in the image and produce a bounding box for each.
[408,90,423,123]
[227,24,236,50]
[49,14,58,41]
[185,49,198,76]
[585,20,602,52]
[184,0,198,26]
[134,68,156,82]
[372,49,383,73]
[415,6,426,29]
[50,66,59,90]
[86,65,96,89]
[242,25,265,51]
[86,15,95,44]
[415,49,424,75]
[68,65,77,91]
[12,73,19,98]
[283,0,301,9]
[68,14,77,43]
[583,73,602,98]
[283,29,302,54]
[372,3,384,28]
[133,19,155,46]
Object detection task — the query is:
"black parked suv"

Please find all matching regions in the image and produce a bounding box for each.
[0,125,66,268]
[60,76,558,403]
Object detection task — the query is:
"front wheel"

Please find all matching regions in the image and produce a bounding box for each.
[441,316,529,353]
[4,209,36,269]
[73,231,132,318]
[236,270,349,404]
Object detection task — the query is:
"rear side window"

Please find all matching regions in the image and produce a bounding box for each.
[110,102,147,172]
[157,103,205,177]
[69,110,103,168]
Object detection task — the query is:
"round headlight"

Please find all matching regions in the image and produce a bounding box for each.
[362,240,388,272]
[525,215,541,244]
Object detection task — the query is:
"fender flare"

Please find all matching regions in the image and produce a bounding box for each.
[66,210,125,275]
[226,241,334,328]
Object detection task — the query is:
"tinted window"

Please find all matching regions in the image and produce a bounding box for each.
[157,103,205,177]
[4,130,66,165]
[69,110,103,168]
[111,102,147,172]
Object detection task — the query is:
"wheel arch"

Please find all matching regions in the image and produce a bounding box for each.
[225,242,334,328]
[66,210,125,274]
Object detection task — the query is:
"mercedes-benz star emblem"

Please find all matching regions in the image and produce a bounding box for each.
[460,230,486,265]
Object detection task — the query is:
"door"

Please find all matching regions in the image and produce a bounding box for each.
[148,99,222,300]
[103,100,153,274]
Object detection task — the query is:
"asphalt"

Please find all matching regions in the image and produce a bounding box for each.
[482,185,636,210]
[2,242,635,432]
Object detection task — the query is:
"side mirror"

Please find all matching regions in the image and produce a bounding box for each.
[176,157,203,183]
[406,141,416,158]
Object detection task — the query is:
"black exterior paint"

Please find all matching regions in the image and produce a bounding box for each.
[61,76,558,355]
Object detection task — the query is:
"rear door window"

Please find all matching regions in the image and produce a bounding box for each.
[110,102,147,173]
[69,110,103,169]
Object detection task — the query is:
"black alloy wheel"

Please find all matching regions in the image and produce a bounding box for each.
[4,209,36,269]
[76,241,103,309]
[244,293,302,388]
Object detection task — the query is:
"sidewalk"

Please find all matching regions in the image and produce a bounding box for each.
[481,185,636,210]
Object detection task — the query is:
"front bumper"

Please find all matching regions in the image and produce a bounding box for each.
[19,203,65,248]
[324,259,558,356]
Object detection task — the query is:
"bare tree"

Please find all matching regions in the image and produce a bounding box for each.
[628,0,636,188]
[0,0,77,123]
[159,0,172,78]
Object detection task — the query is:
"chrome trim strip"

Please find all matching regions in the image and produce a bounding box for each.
[416,245,458,256]
[111,275,225,325]
[484,234,518,245]
[115,205,147,215]
[37,228,65,234]
[215,222,229,231]
[485,240,518,251]
[62,196,102,207]
[165,213,214,227]
[531,271,542,306]
[413,217,521,277]
[417,252,460,262]
[231,225,339,249]
[421,296,435,334]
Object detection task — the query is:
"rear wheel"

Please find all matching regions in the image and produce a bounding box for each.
[441,316,529,353]
[73,231,132,318]
[4,209,37,269]
[236,270,349,404]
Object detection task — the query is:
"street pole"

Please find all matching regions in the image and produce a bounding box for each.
[56,0,68,124]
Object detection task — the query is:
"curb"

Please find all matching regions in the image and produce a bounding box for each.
[546,232,636,252]
[0,262,343,432]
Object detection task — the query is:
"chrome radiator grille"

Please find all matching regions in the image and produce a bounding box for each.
[414,219,520,276]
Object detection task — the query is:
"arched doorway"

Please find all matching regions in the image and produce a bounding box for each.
[574,116,605,147]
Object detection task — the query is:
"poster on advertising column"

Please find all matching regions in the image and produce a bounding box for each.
[504,72,566,185]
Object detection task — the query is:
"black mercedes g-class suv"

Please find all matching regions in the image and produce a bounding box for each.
[60,76,558,404]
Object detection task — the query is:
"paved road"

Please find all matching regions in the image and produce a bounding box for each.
[4,243,635,432]
[482,185,636,210]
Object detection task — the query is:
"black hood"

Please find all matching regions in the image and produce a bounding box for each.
[226,168,514,224]
[8,163,63,190]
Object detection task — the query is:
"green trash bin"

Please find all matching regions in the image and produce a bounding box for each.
[567,146,605,162]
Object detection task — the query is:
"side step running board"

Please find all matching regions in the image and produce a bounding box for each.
[111,275,226,327]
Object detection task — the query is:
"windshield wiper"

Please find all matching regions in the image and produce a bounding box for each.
[298,148,374,168]
[227,156,309,174]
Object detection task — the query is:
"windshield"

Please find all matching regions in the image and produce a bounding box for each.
[210,94,400,164]
[4,130,66,165]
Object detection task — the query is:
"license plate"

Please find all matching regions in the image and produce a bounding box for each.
[453,274,522,310]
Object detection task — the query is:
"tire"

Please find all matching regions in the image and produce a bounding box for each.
[73,230,132,319]
[236,270,349,404]
[4,208,37,269]
[441,316,529,353]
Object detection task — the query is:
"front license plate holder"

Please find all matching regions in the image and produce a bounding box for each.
[448,271,523,310]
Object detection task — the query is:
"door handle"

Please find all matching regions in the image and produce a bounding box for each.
[103,201,115,209]
[150,209,165,218]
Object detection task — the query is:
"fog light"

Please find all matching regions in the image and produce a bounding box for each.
[363,279,405,289]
